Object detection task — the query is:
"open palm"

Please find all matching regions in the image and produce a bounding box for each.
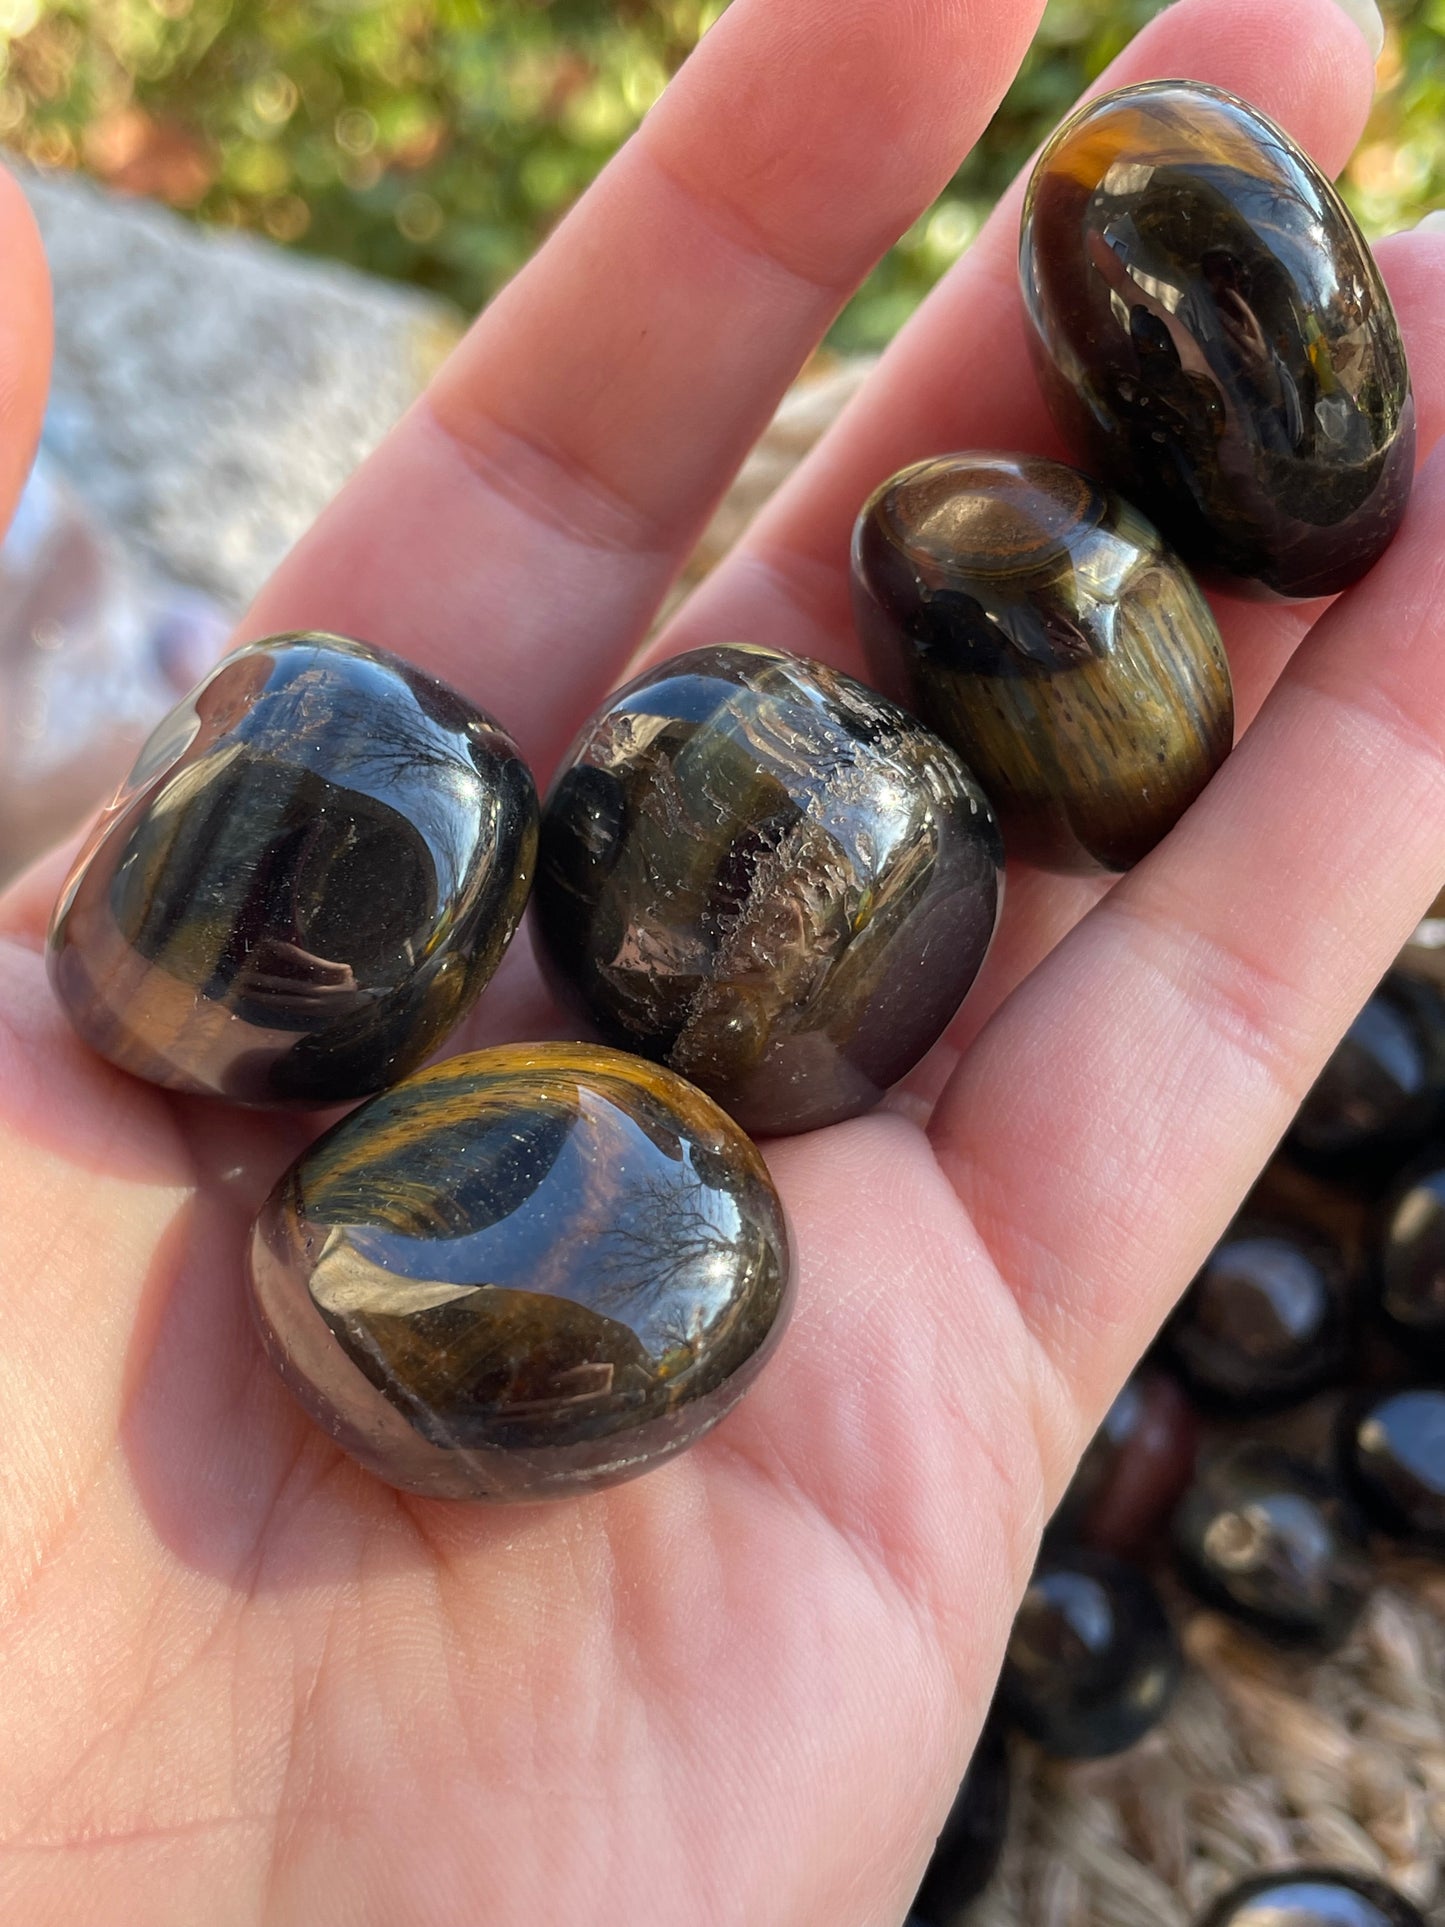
[2,0,1444,1920]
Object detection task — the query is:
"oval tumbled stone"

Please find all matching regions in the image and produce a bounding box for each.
[1291,971,1445,1168]
[1376,1154,1445,1357]
[48,633,537,1107]
[248,1043,793,1500]
[1195,1868,1427,1927]
[1341,1386,1445,1549]
[1165,1221,1350,1415]
[534,643,1003,1136]
[851,452,1232,873]
[1001,1547,1181,1758]
[1021,81,1414,599]
[1173,1444,1371,1649]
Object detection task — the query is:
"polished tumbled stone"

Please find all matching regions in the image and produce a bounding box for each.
[248,1043,793,1500]
[1194,1868,1427,1927]
[851,452,1232,874]
[1245,1153,1372,1268]
[1165,1222,1350,1414]
[49,632,537,1106]
[1053,1367,1199,1556]
[1174,1444,1371,1649]
[1342,1387,1445,1549]
[911,1717,1010,1923]
[535,643,1003,1136]
[1290,974,1445,1168]
[1022,82,1414,599]
[1001,1547,1181,1758]
[1375,1153,1445,1356]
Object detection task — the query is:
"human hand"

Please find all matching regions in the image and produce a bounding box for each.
[1,0,1443,1921]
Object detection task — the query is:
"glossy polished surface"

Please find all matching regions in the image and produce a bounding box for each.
[1001,1548,1180,1757]
[851,453,1232,874]
[911,1719,1010,1923]
[1342,1387,1445,1547]
[535,644,1003,1136]
[1291,974,1445,1166]
[1174,1445,1371,1648]
[1246,1154,1371,1264]
[49,634,538,1107]
[1377,1154,1445,1355]
[1166,1223,1349,1413]
[1195,1868,1427,1927]
[249,1043,792,1499]
[1022,82,1414,599]
[1055,1367,1199,1556]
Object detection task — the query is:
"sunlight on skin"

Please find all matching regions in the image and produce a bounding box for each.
[0,171,49,532]
[0,0,1442,1921]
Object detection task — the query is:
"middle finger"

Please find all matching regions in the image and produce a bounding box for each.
[238,0,1048,777]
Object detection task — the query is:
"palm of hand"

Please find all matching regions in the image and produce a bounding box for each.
[1,1,1444,1923]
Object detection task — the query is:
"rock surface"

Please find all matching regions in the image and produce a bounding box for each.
[16,163,461,609]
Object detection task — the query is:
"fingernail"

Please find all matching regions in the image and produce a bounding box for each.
[1414,208,1445,234]
[1331,0,1385,61]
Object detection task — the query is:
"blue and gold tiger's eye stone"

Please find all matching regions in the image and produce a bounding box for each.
[534,643,1003,1137]
[1001,1547,1181,1758]
[851,452,1232,874]
[1195,1869,1427,1927]
[48,634,537,1107]
[248,1043,793,1500]
[1174,1444,1371,1649]
[1021,82,1414,600]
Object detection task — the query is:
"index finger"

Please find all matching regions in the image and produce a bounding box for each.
[239,0,1047,772]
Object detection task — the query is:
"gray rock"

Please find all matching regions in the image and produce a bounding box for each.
[16,164,462,611]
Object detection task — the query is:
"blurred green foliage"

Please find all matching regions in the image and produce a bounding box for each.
[1,0,1441,347]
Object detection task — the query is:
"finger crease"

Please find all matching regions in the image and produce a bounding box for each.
[419,394,673,562]
[635,133,857,306]
[1102,887,1317,1113]
[1288,650,1445,800]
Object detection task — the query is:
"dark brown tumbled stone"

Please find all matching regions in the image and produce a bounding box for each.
[1341,1386,1445,1548]
[48,633,537,1107]
[1291,972,1445,1169]
[1376,1153,1445,1358]
[1055,1367,1199,1556]
[1174,1444,1371,1650]
[1021,81,1414,599]
[851,452,1232,873]
[1165,1221,1351,1414]
[534,643,1003,1136]
[1244,1155,1371,1265]
[1001,1547,1181,1758]
[248,1043,793,1500]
